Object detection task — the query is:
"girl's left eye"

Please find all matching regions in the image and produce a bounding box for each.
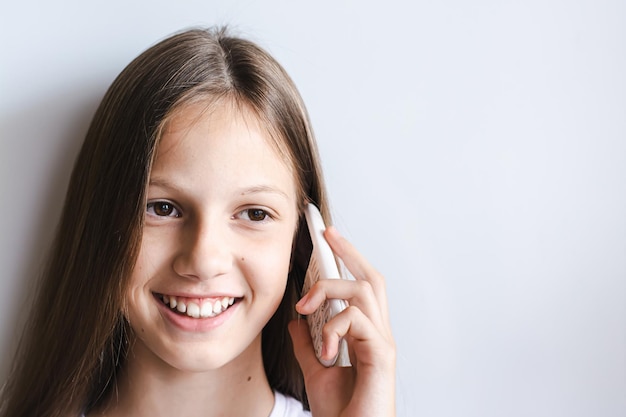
[239,208,270,222]
[147,201,181,218]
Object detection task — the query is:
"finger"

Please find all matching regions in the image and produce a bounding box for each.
[324,226,390,324]
[288,319,324,379]
[322,305,395,369]
[296,278,385,331]
[324,226,377,282]
[321,308,397,417]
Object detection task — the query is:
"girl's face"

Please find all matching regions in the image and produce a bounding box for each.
[125,101,299,372]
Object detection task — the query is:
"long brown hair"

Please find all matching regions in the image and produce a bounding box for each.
[0,27,330,417]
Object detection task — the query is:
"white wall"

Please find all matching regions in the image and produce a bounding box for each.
[2,1,625,416]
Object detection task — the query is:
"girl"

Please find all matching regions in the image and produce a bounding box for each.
[0,27,395,417]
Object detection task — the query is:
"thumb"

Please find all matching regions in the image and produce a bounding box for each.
[288,319,324,378]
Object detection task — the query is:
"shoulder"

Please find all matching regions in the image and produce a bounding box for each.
[269,391,311,417]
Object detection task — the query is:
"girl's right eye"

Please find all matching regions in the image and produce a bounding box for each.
[146,201,181,218]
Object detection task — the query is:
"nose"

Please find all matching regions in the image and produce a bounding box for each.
[172,218,233,281]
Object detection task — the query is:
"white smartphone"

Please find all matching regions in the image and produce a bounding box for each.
[302,203,350,367]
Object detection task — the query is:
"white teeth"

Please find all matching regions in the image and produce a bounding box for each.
[187,302,200,318]
[200,301,213,318]
[213,302,222,314]
[162,295,236,319]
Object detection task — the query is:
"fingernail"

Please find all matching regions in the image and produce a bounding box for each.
[296,293,309,309]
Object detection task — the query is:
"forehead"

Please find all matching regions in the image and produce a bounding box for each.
[159,99,291,166]
[151,100,298,198]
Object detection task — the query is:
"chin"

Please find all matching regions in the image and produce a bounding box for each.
[132,332,264,375]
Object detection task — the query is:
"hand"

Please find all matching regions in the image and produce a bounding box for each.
[288,226,396,417]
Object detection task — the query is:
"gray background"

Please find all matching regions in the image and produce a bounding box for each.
[1,1,625,416]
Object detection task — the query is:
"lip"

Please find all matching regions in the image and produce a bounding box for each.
[153,292,240,332]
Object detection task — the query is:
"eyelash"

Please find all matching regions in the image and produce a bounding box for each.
[146,201,181,218]
[146,202,273,223]
[237,208,273,223]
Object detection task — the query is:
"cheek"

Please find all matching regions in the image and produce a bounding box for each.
[125,268,150,323]
[130,231,174,285]
[128,246,153,293]
[246,243,292,281]
[124,240,164,318]
[240,229,295,292]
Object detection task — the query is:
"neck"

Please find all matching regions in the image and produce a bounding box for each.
[94,335,274,417]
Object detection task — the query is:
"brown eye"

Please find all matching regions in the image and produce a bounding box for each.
[147,201,180,217]
[247,208,268,222]
[155,202,173,216]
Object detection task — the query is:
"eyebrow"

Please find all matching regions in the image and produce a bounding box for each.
[148,178,178,189]
[148,178,290,199]
[239,185,290,199]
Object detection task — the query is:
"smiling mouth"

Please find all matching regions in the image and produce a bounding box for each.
[156,294,238,319]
